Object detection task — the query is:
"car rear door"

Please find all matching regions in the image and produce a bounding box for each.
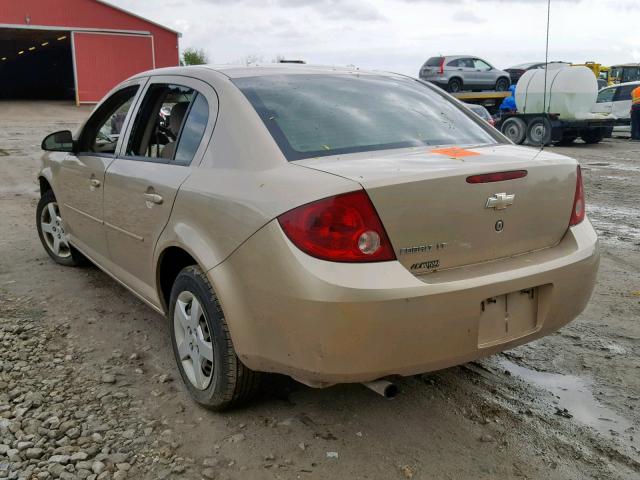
[102,76,218,305]
[612,84,635,120]
[57,80,145,263]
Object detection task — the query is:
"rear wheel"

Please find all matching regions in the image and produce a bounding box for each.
[526,117,552,146]
[169,265,261,410]
[500,117,527,144]
[36,190,85,266]
[580,129,604,144]
[447,78,462,93]
[495,77,510,92]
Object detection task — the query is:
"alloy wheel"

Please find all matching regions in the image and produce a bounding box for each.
[40,201,71,258]
[173,291,215,390]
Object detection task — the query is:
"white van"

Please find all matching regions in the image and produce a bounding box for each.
[592,81,640,132]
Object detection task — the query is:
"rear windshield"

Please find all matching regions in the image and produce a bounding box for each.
[425,57,444,67]
[508,63,538,70]
[233,74,498,161]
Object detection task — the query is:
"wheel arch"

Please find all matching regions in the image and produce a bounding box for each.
[156,244,207,315]
[38,172,54,197]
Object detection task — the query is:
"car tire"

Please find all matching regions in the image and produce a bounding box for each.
[500,117,527,144]
[495,77,510,91]
[580,129,604,144]
[555,133,577,146]
[36,190,86,267]
[447,78,462,93]
[169,265,261,410]
[526,117,552,146]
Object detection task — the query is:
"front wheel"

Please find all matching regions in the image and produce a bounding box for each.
[169,266,261,410]
[36,190,85,266]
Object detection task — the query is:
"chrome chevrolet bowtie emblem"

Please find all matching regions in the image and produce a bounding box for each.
[485,193,515,210]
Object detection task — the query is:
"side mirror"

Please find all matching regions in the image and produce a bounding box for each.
[42,130,75,152]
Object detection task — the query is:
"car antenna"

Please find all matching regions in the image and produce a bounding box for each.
[541,0,551,151]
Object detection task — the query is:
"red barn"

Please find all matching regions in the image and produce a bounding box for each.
[0,0,180,104]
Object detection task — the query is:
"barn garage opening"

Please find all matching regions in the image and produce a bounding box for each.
[0,28,75,100]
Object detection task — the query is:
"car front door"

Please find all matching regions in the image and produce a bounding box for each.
[57,80,144,264]
[458,58,478,88]
[472,58,495,87]
[102,76,217,305]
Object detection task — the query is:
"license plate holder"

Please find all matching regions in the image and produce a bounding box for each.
[478,288,538,347]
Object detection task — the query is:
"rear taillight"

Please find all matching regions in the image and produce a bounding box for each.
[278,190,396,262]
[569,166,585,226]
[439,57,445,74]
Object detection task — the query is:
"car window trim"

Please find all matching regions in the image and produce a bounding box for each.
[114,154,190,166]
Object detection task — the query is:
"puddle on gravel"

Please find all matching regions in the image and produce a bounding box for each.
[499,358,635,442]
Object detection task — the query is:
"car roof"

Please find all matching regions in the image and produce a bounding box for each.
[605,80,640,88]
[611,63,640,67]
[132,63,408,80]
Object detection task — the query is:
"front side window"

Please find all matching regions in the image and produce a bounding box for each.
[79,86,138,155]
[234,74,499,161]
[596,88,615,103]
[474,59,492,71]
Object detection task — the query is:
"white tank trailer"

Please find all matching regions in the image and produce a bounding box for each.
[497,66,616,146]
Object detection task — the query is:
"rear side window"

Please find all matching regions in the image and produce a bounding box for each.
[234,74,498,161]
[174,93,209,165]
[425,57,443,67]
[125,83,209,165]
[614,85,635,101]
[447,59,459,67]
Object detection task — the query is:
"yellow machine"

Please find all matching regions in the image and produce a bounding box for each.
[572,62,611,87]
[608,64,640,85]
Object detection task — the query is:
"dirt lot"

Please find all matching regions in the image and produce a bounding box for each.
[0,101,639,480]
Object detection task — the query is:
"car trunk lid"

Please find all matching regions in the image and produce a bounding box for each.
[296,144,577,274]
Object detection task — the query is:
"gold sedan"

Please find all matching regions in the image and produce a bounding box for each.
[36,65,599,409]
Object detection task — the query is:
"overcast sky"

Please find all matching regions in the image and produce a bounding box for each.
[109,0,640,75]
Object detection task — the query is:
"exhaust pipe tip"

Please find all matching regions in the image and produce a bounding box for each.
[363,379,398,399]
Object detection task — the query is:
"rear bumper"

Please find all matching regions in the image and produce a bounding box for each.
[210,220,599,386]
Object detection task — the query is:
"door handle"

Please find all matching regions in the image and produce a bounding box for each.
[143,193,163,205]
[89,178,101,188]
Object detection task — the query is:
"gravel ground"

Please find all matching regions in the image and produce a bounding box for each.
[0,101,639,480]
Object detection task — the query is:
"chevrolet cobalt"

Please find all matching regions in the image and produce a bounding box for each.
[37,65,599,409]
